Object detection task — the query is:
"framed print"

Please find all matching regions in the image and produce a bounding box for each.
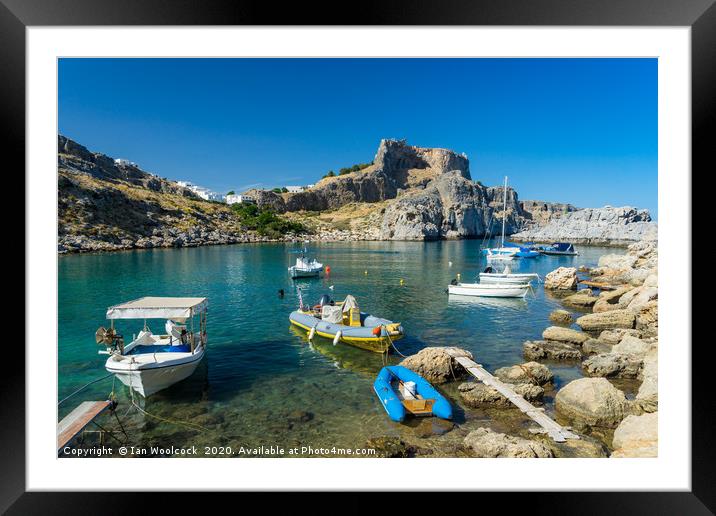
[3,0,712,511]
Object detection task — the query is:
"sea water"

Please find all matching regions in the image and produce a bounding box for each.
[58,239,625,456]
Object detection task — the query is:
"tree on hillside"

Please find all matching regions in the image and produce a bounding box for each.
[227,190,235,196]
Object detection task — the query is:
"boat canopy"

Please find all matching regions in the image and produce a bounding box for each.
[106,297,208,320]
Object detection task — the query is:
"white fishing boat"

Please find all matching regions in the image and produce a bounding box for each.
[482,176,518,262]
[288,251,323,278]
[448,282,531,298]
[97,297,208,397]
[479,265,540,285]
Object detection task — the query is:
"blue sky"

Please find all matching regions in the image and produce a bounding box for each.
[59,58,657,217]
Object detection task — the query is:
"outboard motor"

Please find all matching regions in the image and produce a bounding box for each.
[484,266,494,274]
[318,294,334,307]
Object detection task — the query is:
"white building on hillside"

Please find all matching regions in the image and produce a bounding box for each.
[285,185,314,193]
[114,158,138,167]
[226,194,256,205]
[176,181,226,202]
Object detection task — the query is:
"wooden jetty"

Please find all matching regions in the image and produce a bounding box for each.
[57,400,113,452]
[444,348,579,443]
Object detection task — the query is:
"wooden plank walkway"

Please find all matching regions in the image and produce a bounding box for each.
[444,348,579,443]
[57,400,113,452]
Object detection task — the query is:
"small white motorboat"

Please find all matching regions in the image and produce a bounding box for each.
[98,297,208,397]
[288,252,323,279]
[479,265,540,285]
[448,282,531,298]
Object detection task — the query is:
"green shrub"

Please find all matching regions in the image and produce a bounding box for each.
[230,203,307,238]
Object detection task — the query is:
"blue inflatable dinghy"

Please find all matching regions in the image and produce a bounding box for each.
[373,366,452,422]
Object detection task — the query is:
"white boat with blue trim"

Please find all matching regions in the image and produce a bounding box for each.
[98,297,208,397]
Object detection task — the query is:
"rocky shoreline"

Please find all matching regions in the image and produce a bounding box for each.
[365,239,658,458]
[59,135,654,254]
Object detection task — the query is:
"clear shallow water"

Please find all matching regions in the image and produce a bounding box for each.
[58,240,624,456]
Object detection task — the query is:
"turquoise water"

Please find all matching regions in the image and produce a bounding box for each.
[58,240,623,456]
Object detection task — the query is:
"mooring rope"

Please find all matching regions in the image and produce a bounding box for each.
[126,364,208,432]
[58,373,113,407]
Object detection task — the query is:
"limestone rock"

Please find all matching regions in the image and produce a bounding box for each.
[399,347,472,385]
[494,362,553,386]
[458,381,543,407]
[611,412,658,458]
[549,309,573,325]
[612,335,656,357]
[523,340,581,361]
[511,206,657,246]
[542,326,589,345]
[635,301,658,337]
[576,310,636,331]
[582,353,643,379]
[544,267,578,290]
[562,289,598,308]
[592,286,633,313]
[599,328,644,345]
[635,353,658,413]
[555,377,632,428]
[626,287,658,313]
[463,428,553,458]
[582,338,613,355]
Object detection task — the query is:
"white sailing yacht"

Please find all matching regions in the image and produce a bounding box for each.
[482,176,518,261]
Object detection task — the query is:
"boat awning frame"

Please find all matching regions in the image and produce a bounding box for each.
[106,297,208,320]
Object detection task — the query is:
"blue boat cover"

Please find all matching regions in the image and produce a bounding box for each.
[373,366,452,422]
[550,242,574,252]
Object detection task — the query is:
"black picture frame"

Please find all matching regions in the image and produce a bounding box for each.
[3,0,709,512]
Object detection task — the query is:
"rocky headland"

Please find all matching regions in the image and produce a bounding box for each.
[511,206,657,246]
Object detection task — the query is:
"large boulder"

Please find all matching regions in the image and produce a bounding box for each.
[599,328,644,345]
[582,338,613,355]
[542,326,589,345]
[562,289,598,308]
[458,381,543,407]
[611,412,658,458]
[612,335,656,357]
[627,287,658,313]
[582,353,643,379]
[549,309,573,325]
[463,428,553,458]
[592,286,633,313]
[635,353,658,413]
[399,347,471,385]
[523,340,582,361]
[544,267,578,290]
[576,310,636,331]
[555,377,632,427]
[635,301,658,337]
[494,362,553,386]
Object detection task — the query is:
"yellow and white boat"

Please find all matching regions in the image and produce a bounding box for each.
[289,294,403,353]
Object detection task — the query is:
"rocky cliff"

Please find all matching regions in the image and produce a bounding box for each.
[272,139,471,213]
[379,172,525,240]
[510,206,657,246]
[519,200,578,228]
[58,136,288,253]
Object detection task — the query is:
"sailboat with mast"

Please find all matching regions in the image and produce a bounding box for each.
[482,176,518,261]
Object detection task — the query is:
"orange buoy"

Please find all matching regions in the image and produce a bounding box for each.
[372,326,382,336]
[326,265,331,274]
